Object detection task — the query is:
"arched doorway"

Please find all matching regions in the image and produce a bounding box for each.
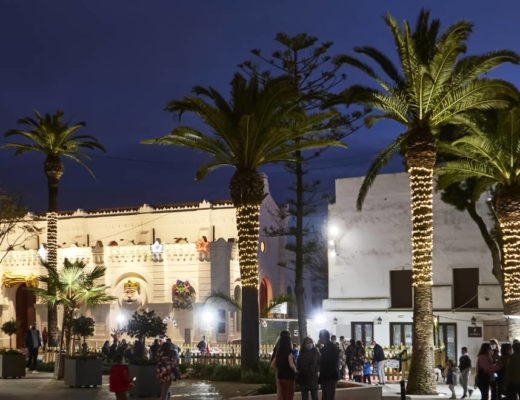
[259,278,272,314]
[16,284,36,348]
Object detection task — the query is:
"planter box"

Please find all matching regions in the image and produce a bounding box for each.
[0,353,26,378]
[129,364,161,398]
[64,358,102,387]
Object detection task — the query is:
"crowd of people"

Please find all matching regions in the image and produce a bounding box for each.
[269,329,387,400]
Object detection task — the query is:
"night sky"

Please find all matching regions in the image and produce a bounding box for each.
[1,1,519,215]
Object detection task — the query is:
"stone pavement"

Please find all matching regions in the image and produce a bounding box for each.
[0,372,260,400]
[0,372,483,400]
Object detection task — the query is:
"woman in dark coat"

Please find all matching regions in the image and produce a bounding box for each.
[296,337,320,400]
[476,342,499,400]
[271,334,296,400]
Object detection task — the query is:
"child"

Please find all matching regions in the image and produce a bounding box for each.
[110,354,132,400]
[445,360,456,399]
[363,359,372,384]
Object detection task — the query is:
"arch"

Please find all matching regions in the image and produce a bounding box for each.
[259,278,272,314]
[108,241,118,246]
[234,285,241,332]
[15,284,36,348]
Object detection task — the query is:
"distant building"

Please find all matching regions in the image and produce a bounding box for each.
[0,181,295,348]
[322,172,505,363]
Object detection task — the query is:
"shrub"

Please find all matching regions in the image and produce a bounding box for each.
[257,382,277,394]
[1,320,18,350]
[211,364,241,381]
[36,360,55,372]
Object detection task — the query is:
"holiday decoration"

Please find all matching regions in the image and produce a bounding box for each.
[172,280,196,310]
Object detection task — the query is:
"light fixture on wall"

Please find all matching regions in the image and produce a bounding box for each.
[333,317,338,325]
[471,316,477,326]
[377,316,382,325]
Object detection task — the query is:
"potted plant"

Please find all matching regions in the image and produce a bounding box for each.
[63,316,102,387]
[126,309,166,397]
[32,258,114,380]
[0,320,25,378]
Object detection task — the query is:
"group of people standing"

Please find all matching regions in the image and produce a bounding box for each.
[474,339,520,400]
[270,330,385,400]
[109,339,180,400]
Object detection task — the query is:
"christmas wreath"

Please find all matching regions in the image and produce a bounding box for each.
[172,280,196,310]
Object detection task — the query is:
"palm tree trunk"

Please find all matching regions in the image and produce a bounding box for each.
[404,132,437,395]
[46,212,59,347]
[230,169,265,372]
[236,203,261,371]
[44,157,62,348]
[495,185,520,338]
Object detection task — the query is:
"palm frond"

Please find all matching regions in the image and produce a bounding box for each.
[204,291,241,310]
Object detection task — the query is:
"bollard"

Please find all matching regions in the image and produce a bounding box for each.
[400,380,406,400]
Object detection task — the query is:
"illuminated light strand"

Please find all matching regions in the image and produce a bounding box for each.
[47,212,58,268]
[236,204,261,288]
[500,220,520,302]
[408,167,434,287]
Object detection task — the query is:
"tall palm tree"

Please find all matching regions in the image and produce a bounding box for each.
[437,107,520,340]
[2,110,105,347]
[32,258,114,355]
[143,73,344,371]
[330,10,518,393]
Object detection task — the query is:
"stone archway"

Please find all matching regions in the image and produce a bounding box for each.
[15,284,36,348]
[259,278,272,314]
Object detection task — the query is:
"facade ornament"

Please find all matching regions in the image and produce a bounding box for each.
[150,239,163,262]
[1,271,39,288]
[196,236,210,261]
[37,244,48,262]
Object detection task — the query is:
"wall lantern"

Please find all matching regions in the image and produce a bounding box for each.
[471,316,477,326]
[333,317,338,325]
[377,316,383,325]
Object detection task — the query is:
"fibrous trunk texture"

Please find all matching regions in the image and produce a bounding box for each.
[405,129,437,395]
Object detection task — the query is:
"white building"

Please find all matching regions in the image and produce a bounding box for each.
[0,181,294,348]
[322,172,505,364]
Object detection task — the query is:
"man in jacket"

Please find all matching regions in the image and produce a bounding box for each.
[319,329,339,400]
[458,346,472,399]
[24,325,41,372]
[371,340,386,385]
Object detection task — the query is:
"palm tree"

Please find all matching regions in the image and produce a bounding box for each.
[437,107,520,340]
[143,73,344,371]
[2,110,105,347]
[32,258,113,355]
[330,10,518,393]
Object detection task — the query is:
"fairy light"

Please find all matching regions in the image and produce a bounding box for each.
[46,212,58,268]
[236,203,260,288]
[500,220,520,302]
[408,167,434,287]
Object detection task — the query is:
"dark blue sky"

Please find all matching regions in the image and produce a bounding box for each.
[1,0,519,213]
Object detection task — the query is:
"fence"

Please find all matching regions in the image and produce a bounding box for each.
[40,342,446,381]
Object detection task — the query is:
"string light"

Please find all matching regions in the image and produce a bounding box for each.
[500,220,520,303]
[236,203,260,288]
[408,167,434,287]
[46,212,58,269]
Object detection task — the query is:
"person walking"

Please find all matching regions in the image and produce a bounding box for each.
[459,346,472,399]
[498,343,512,399]
[156,342,178,400]
[41,327,48,351]
[24,325,41,372]
[505,342,520,399]
[489,339,500,400]
[318,329,339,400]
[371,340,385,385]
[271,334,296,400]
[352,341,365,383]
[197,335,207,353]
[476,342,499,400]
[345,339,355,381]
[296,337,320,400]
[339,336,347,380]
[445,359,456,399]
[109,354,132,400]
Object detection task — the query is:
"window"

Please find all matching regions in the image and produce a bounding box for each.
[453,268,478,308]
[390,270,413,308]
[217,309,226,334]
[390,323,413,347]
[351,322,373,344]
[435,323,457,364]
